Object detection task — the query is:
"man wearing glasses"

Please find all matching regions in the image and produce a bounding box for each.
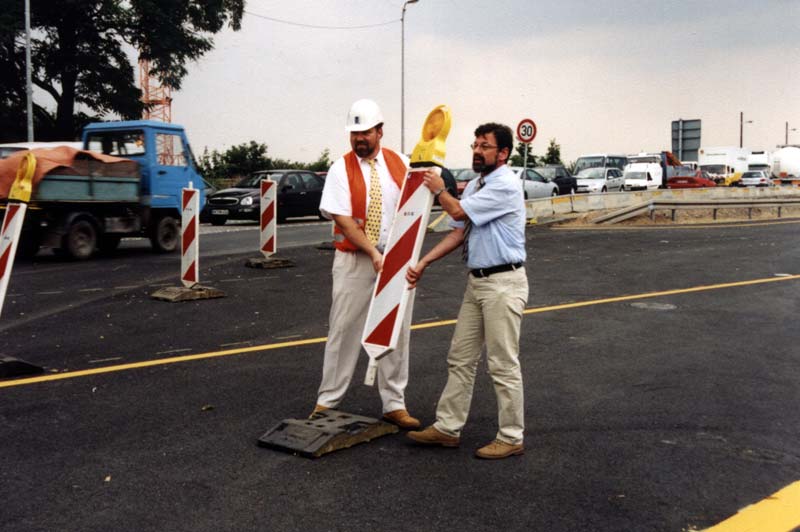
[405,122,529,459]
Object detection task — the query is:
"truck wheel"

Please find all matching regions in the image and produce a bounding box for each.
[150,215,180,253]
[62,219,97,260]
[98,235,122,254]
[210,215,227,226]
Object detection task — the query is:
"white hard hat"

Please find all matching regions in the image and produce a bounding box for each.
[345,99,384,132]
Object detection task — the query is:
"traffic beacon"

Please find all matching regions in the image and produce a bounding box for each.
[361,105,452,386]
[0,153,44,378]
[257,106,451,458]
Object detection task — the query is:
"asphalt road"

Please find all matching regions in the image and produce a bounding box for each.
[2,218,800,532]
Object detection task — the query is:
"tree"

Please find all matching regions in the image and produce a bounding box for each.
[0,0,243,142]
[510,142,537,168]
[197,142,333,186]
[542,138,563,165]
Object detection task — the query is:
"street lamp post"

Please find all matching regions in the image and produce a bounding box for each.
[739,111,753,148]
[401,0,418,154]
[25,0,33,141]
[786,122,797,146]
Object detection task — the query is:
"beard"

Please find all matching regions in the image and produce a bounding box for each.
[354,140,375,158]
[472,155,497,174]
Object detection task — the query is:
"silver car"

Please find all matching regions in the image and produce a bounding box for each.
[739,170,773,187]
[575,167,625,193]
[509,166,559,199]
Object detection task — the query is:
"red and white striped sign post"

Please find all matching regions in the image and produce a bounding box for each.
[361,105,452,385]
[260,179,276,258]
[181,186,200,288]
[0,153,36,319]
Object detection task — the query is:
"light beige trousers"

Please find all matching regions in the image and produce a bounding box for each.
[317,250,414,413]
[433,267,528,444]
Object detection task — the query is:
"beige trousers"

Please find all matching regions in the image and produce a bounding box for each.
[433,267,528,444]
[317,250,414,413]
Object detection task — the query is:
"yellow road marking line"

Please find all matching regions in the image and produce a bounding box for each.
[701,480,800,532]
[1,274,799,389]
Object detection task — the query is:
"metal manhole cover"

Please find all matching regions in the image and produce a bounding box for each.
[630,302,677,311]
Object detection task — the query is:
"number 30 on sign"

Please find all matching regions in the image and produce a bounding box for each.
[517,118,537,144]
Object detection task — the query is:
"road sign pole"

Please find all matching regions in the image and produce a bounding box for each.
[517,118,537,168]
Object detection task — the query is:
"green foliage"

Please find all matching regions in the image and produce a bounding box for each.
[197,142,333,186]
[510,142,537,168]
[542,138,563,165]
[0,0,244,141]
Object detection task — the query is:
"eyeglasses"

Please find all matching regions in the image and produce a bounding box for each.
[470,142,498,152]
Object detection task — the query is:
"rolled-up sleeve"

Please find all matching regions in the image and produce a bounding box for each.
[319,158,351,220]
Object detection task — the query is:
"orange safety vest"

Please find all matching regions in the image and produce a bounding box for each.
[333,148,407,252]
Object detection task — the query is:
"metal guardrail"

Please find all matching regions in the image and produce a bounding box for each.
[594,198,800,225]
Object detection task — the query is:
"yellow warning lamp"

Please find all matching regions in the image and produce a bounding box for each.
[9,152,36,203]
[410,105,451,167]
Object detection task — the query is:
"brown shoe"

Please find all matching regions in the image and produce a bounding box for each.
[407,426,460,447]
[475,440,524,459]
[308,404,329,419]
[382,409,421,430]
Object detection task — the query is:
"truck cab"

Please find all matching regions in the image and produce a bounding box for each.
[83,121,205,210]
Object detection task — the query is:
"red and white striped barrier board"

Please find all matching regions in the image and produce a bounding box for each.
[260,179,276,258]
[0,203,27,319]
[361,166,439,384]
[181,187,200,288]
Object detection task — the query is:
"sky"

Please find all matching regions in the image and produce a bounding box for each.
[171,0,800,168]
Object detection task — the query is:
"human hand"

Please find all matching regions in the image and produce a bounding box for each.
[422,170,445,194]
[371,249,383,273]
[405,261,427,289]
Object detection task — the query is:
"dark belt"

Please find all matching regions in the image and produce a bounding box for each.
[470,262,523,278]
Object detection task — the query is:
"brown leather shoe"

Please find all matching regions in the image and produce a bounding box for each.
[308,404,329,419]
[475,440,524,459]
[382,409,421,430]
[407,426,459,447]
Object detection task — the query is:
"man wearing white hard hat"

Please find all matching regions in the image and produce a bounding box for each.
[312,99,420,429]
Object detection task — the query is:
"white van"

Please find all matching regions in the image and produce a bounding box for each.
[623,153,663,191]
[698,146,749,186]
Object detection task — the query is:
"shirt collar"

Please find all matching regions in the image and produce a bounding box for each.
[356,149,384,168]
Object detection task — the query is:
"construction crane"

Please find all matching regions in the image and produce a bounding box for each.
[138,59,172,123]
[138,59,175,164]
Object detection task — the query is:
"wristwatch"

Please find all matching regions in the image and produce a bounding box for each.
[433,186,445,197]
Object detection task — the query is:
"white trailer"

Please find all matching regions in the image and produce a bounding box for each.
[747,150,772,175]
[698,146,749,186]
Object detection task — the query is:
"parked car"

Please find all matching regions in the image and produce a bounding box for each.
[739,170,773,187]
[452,167,479,197]
[203,169,325,225]
[509,166,559,199]
[667,170,717,189]
[574,167,625,193]
[533,165,577,195]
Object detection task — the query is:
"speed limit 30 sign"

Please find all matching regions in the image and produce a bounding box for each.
[517,118,537,143]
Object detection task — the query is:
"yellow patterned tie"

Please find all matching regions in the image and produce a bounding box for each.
[365,159,382,245]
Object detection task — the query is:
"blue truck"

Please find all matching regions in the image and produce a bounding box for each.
[7,120,205,260]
